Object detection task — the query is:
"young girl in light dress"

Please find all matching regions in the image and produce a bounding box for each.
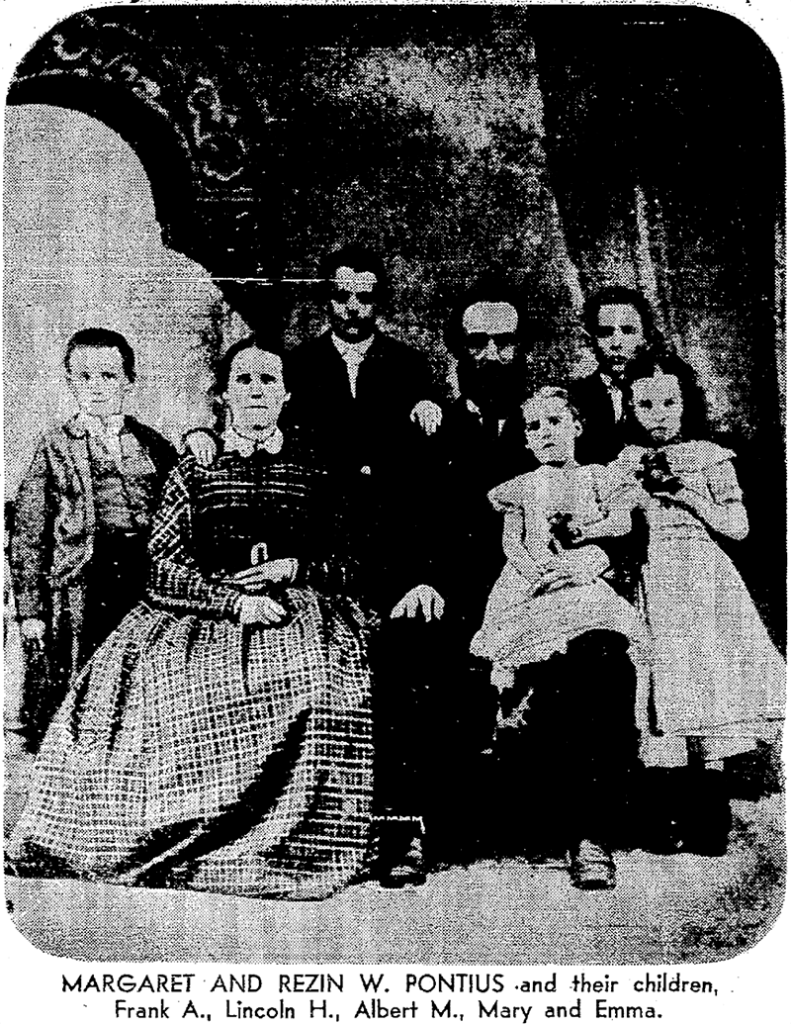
[470,387,646,890]
[611,351,784,854]
[470,386,646,701]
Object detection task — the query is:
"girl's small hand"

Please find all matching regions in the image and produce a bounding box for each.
[548,512,582,549]
[565,519,589,545]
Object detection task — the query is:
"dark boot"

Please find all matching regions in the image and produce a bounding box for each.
[568,839,617,891]
[679,768,732,857]
[640,766,732,857]
[372,817,426,888]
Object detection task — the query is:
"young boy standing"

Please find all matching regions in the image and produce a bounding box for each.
[10,328,176,746]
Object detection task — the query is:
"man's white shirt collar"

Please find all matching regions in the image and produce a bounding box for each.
[77,410,125,437]
[76,411,127,460]
[332,334,373,397]
[332,334,373,361]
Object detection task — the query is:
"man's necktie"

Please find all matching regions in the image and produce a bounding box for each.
[340,347,366,397]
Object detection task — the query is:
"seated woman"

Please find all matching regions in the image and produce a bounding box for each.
[9,339,375,901]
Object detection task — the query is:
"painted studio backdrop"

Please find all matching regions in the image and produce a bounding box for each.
[5,6,784,625]
[2,4,786,963]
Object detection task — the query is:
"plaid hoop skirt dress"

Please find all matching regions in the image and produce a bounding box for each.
[9,443,375,900]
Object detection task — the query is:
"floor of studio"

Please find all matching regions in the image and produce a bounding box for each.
[4,745,784,965]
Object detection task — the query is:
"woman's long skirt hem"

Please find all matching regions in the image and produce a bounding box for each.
[8,592,374,902]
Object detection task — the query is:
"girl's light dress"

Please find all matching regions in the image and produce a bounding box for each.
[609,442,785,766]
[470,463,646,668]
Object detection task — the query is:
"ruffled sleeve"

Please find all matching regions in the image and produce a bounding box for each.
[663,440,735,474]
[488,473,532,514]
[704,457,743,505]
[598,448,646,513]
[661,441,740,503]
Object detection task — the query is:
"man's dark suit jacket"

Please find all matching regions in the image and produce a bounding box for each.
[425,400,532,632]
[569,371,625,466]
[283,329,439,611]
[284,328,436,473]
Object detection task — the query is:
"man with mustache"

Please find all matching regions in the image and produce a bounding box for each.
[406,284,537,863]
[436,285,534,638]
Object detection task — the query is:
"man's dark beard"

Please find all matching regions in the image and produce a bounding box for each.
[457,358,522,418]
[329,311,377,344]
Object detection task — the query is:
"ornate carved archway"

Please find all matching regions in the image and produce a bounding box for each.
[8,9,275,324]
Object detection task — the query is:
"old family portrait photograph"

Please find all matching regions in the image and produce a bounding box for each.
[1,3,787,967]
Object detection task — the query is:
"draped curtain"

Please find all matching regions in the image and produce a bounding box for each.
[274,17,583,397]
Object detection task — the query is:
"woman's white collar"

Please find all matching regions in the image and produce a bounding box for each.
[223,425,284,456]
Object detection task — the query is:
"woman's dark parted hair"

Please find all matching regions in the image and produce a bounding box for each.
[622,349,712,444]
[319,243,389,308]
[444,279,528,358]
[583,286,664,351]
[65,328,136,382]
[213,336,289,396]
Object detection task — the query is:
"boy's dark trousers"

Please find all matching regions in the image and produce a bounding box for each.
[18,529,149,752]
[81,530,150,660]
